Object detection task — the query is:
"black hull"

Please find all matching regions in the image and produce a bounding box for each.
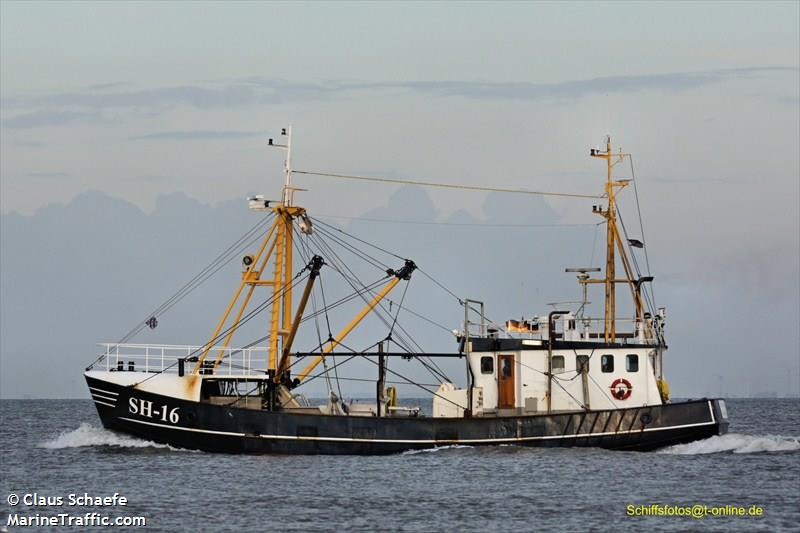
[86,376,728,454]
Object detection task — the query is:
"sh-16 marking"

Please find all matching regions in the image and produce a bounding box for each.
[128,398,179,423]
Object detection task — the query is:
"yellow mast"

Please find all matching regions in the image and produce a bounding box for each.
[588,136,639,343]
[268,212,286,371]
[193,126,302,376]
[192,126,411,402]
[603,137,616,342]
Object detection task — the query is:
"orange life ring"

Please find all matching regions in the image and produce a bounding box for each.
[610,378,633,400]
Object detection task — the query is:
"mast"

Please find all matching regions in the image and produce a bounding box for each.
[191,126,413,407]
[192,126,302,378]
[283,125,293,205]
[588,136,637,343]
[268,125,296,375]
[603,136,616,342]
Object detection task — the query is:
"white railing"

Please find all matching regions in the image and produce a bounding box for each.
[93,343,271,377]
[506,317,662,345]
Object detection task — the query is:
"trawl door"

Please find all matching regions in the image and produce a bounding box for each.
[498,354,515,409]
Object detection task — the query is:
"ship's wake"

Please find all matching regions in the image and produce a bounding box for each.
[659,433,800,455]
[40,423,181,451]
[401,444,473,455]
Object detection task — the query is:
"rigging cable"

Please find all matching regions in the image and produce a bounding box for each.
[294,169,604,200]
[317,274,344,400]
[587,370,620,410]
[617,210,656,316]
[313,212,600,337]
[293,229,337,396]
[313,224,393,271]
[628,156,652,276]
[313,217,405,262]
[388,276,410,338]
[313,218,508,339]
[116,213,275,344]
[628,155,656,308]
[514,357,586,410]
[307,232,419,356]
[417,267,510,338]
[357,354,468,410]
[307,231,452,383]
[299,337,376,380]
[589,221,604,267]
[314,213,598,229]
[316,218,466,318]
[286,335,465,411]
[304,225,460,333]
[297,226,452,333]
[129,268,311,387]
[241,274,389,368]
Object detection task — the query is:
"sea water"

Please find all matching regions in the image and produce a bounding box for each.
[1,398,798,532]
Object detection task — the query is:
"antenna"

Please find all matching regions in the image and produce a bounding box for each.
[267,124,295,206]
[284,125,293,205]
[565,267,600,318]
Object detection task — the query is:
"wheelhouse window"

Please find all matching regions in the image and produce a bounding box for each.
[601,354,614,373]
[480,356,494,374]
[552,355,565,374]
[626,354,639,372]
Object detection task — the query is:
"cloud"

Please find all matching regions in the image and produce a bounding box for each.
[225,67,800,102]
[2,66,796,128]
[5,80,324,115]
[2,110,112,129]
[25,171,71,178]
[370,67,799,100]
[83,82,133,91]
[39,85,268,110]
[129,130,266,141]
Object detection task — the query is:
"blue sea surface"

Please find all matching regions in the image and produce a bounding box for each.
[1,398,798,532]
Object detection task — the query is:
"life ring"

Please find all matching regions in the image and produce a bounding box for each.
[610,378,633,400]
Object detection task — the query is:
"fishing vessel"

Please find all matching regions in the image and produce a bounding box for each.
[84,128,728,454]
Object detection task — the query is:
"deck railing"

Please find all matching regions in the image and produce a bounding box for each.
[505,316,663,344]
[92,343,270,377]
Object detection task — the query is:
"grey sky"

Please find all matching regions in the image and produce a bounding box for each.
[1,1,798,398]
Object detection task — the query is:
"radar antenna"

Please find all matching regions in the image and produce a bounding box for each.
[564,267,601,318]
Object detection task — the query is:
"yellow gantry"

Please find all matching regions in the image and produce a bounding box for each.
[294,274,403,383]
[192,198,413,387]
[192,205,305,375]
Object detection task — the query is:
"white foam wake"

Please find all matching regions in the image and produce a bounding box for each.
[660,433,800,455]
[401,444,472,455]
[40,423,173,450]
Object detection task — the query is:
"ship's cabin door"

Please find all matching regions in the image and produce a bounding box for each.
[498,354,515,409]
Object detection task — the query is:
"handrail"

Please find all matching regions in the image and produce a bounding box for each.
[92,343,270,377]
[495,315,661,345]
